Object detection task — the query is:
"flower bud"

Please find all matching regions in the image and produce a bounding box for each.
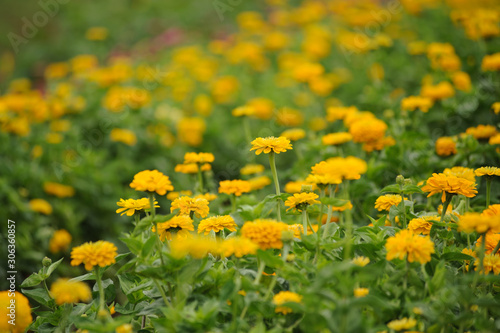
[396,175,405,186]
[42,257,52,267]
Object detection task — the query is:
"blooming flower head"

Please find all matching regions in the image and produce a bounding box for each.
[408,215,439,235]
[421,173,477,202]
[250,136,293,155]
[43,182,75,198]
[218,237,259,258]
[50,279,91,305]
[240,164,265,175]
[482,204,500,217]
[29,198,53,215]
[443,166,475,182]
[435,137,457,156]
[153,215,195,241]
[273,291,302,314]
[171,196,209,218]
[385,229,435,264]
[0,291,32,333]
[352,256,370,267]
[284,180,318,193]
[219,179,251,196]
[197,215,237,235]
[49,229,72,253]
[129,170,174,196]
[466,125,497,140]
[401,95,433,112]
[387,317,417,331]
[284,192,320,212]
[421,81,455,100]
[241,219,288,250]
[322,132,353,145]
[458,212,500,234]
[248,176,272,190]
[116,198,158,216]
[280,128,306,141]
[475,166,500,177]
[70,241,118,270]
[476,233,500,255]
[354,288,369,298]
[170,236,217,259]
[474,253,500,275]
[183,152,215,164]
[349,118,387,143]
[374,194,406,211]
[110,128,137,146]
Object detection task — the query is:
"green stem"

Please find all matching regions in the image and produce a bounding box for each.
[269,152,282,221]
[486,178,492,208]
[478,232,487,275]
[95,267,105,312]
[149,193,165,266]
[264,275,278,299]
[493,239,500,255]
[254,260,266,285]
[439,194,452,224]
[243,117,252,144]
[197,167,204,194]
[343,209,353,260]
[403,259,409,291]
[322,184,335,240]
[154,279,172,308]
[302,209,308,236]
[230,194,236,213]
[401,191,407,229]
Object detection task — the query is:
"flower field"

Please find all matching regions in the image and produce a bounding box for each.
[1,0,500,332]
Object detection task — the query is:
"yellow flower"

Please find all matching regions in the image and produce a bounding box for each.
[116,198,158,216]
[287,224,317,238]
[475,166,500,177]
[280,128,306,141]
[218,237,259,258]
[331,201,353,212]
[250,136,293,155]
[219,180,251,196]
[29,198,53,215]
[153,215,194,241]
[385,230,435,264]
[354,288,369,298]
[466,125,497,139]
[171,196,209,218]
[170,236,217,259]
[352,256,370,267]
[44,62,69,79]
[50,279,91,305]
[458,213,500,234]
[177,117,206,147]
[116,324,133,333]
[374,195,406,211]
[481,52,500,71]
[49,229,72,253]
[71,241,118,271]
[326,106,357,122]
[110,128,137,146]
[492,102,500,115]
[248,176,272,190]
[273,291,302,314]
[232,105,255,117]
[183,152,215,164]
[129,170,174,196]
[241,219,288,250]
[195,193,218,202]
[362,136,396,153]
[489,134,500,145]
[322,132,353,145]
[387,317,417,331]
[85,27,108,41]
[284,180,318,193]
[401,96,433,112]
[474,253,500,275]
[308,156,367,186]
[166,190,193,201]
[476,233,500,255]
[452,71,472,92]
[349,118,387,143]
[43,182,75,198]
[483,204,500,217]
[247,98,274,120]
[198,215,237,235]
[421,81,455,100]
[0,291,32,333]
[175,163,204,174]
[421,173,477,202]
[240,164,265,175]
[284,192,320,212]
[443,166,475,182]
[408,216,439,235]
[435,137,457,156]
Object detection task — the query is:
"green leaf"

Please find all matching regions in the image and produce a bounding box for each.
[429,261,446,294]
[120,237,143,255]
[320,197,349,207]
[402,184,424,194]
[141,236,157,257]
[20,273,44,288]
[440,252,474,262]
[257,249,283,269]
[45,258,64,277]
[69,272,95,282]
[21,288,52,307]
[380,184,401,194]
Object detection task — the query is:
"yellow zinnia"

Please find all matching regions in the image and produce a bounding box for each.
[385,230,435,264]
[50,279,91,305]
[241,219,288,250]
[70,241,118,271]
[129,170,174,196]
[116,198,158,216]
[421,173,477,202]
[170,196,210,218]
[273,291,302,314]
[284,192,320,212]
[197,215,237,235]
[250,136,293,155]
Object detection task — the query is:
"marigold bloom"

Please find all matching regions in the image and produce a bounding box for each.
[474,254,500,275]
[354,288,369,298]
[322,132,353,145]
[408,216,439,235]
[110,128,137,146]
[280,128,306,141]
[153,215,195,241]
[285,192,320,212]
[443,166,475,182]
[29,198,53,215]
[387,317,417,331]
[198,215,237,235]
[170,236,217,259]
[219,179,251,196]
[70,241,118,270]
[43,182,75,198]
[475,166,500,177]
[352,256,370,267]
[241,219,288,250]
[250,136,293,155]
[385,230,435,264]
[374,194,406,211]
[116,198,158,216]
[171,196,209,218]
[458,213,500,234]
[248,176,272,190]
[349,118,387,143]
[49,229,72,253]
[50,279,91,305]
[435,137,457,156]
[273,291,302,314]
[240,164,265,175]
[129,170,174,196]
[218,237,259,258]
[0,291,32,333]
[421,173,477,202]
[401,95,433,112]
[466,125,497,139]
